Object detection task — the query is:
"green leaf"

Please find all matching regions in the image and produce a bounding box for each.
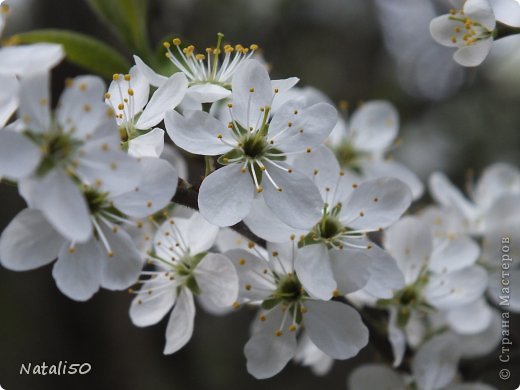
[9,29,130,79]
[86,0,151,59]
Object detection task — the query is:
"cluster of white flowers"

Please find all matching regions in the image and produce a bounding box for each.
[0,5,517,387]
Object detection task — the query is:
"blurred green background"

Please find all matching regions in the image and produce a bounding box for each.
[0,0,519,389]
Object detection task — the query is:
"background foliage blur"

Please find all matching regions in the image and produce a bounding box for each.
[0,0,519,389]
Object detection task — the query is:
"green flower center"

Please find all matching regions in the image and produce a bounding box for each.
[399,285,419,306]
[319,216,343,239]
[275,274,303,304]
[242,134,268,159]
[173,253,206,296]
[27,130,82,176]
[84,188,108,215]
[335,141,363,173]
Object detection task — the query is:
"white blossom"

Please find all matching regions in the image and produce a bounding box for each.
[245,146,411,299]
[329,100,424,199]
[135,34,261,103]
[8,74,141,243]
[129,212,238,354]
[382,216,488,366]
[349,334,496,390]
[104,65,188,158]
[226,241,368,379]
[166,59,336,228]
[0,156,178,300]
[430,0,496,66]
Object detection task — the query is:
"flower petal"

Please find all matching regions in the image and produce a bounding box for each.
[52,238,102,301]
[350,101,398,152]
[419,205,467,237]
[304,300,369,359]
[360,242,405,299]
[112,157,177,218]
[129,277,176,327]
[0,130,41,179]
[199,164,255,227]
[457,309,502,359]
[384,217,433,284]
[340,177,412,230]
[430,14,460,47]
[0,209,64,271]
[446,298,493,334]
[98,224,143,291]
[361,159,424,200]
[293,332,333,376]
[473,162,520,209]
[244,198,307,243]
[128,128,165,158]
[75,146,142,196]
[19,169,92,243]
[271,77,299,97]
[133,55,167,87]
[424,266,488,310]
[454,38,493,67]
[328,248,373,294]
[464,0,496,30]
[244,306,298,379]
[388,308,407,367]
[56,75,109,139]
[164,288,195,354]
[161,143,189,179]
[108,65,149,120]
[18,71,51,132]
[292,145,357,205]
[164,109,232,156]
[194,253,238,308]
[482,193,520,232]
[225,249,276,302]
[187,83,231,103]
[136,73,188,129]
[0,43,64,76]
[215,228,253,252]
[269,102,338,153]
[429,236,480,274]
[0,74,18,126]
[183,212,220,254]
[262,161,322,229]
[231,59,273,129]
[295,244,336,300]
[412,333,461,390]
